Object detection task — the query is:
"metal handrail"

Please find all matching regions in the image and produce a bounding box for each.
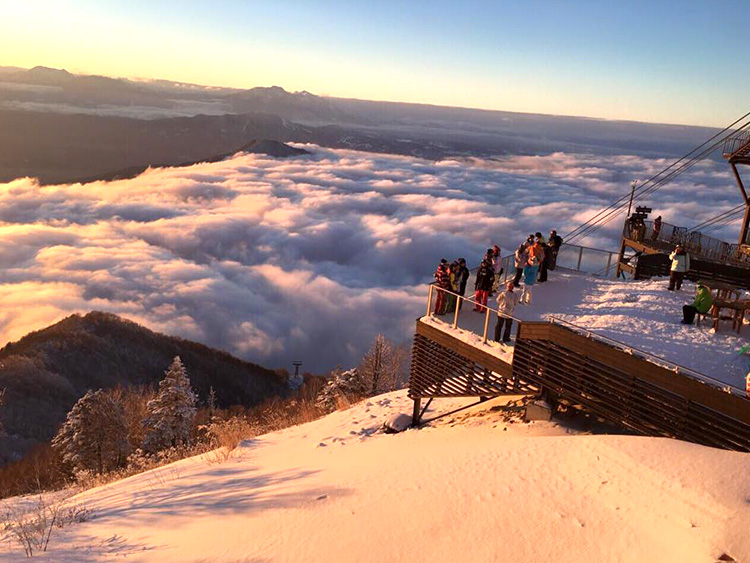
[724,130,750,159]
[425,283,522,344]
[634,219,750,267]
[424,283,746,397]
[548,316,745,396]
[429,242,620,290]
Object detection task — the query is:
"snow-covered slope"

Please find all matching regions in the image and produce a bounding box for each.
[428,270,749,389]
[6,391,750,562]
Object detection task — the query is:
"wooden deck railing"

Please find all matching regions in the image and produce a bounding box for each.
[410,283,750,451]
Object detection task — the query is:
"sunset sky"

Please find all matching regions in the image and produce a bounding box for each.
[1,0,748,127]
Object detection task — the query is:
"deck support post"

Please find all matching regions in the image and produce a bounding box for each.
[452,299,461,328]
[482,307,491,343]
[411,398,422,426]
[426,285,433,317]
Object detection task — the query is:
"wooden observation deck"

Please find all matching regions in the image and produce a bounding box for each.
[409,307,750,452]
[615,218,750,287]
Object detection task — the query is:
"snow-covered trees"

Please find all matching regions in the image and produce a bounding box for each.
[142,357,197,453]
[315,335,408,413]
[359,334,404,395]
[51,389,129,474]
[315,368,367,413]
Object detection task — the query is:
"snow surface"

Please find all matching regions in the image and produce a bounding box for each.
[427,270,750,390]
[4,390,750,562]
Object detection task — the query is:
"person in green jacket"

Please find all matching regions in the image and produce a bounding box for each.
[681,283,712,325]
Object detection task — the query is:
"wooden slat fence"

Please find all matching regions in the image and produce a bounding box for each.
[408,318,750,451]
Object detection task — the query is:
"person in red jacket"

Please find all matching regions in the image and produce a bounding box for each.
[651,216,662,241]
[473,258,495,313]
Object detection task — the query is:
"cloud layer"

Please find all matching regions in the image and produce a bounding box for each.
[0,146,741,371]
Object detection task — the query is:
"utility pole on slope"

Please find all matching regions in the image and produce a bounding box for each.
[627,180,638,218]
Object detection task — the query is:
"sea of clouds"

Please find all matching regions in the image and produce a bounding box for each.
[0,145,740,371]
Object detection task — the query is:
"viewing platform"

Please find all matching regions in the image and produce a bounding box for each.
[618,219,750,287]
[408,257,750,452]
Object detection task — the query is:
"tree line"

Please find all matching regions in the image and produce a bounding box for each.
[0,333,408,498]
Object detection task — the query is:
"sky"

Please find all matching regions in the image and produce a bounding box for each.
[1,0,747,126]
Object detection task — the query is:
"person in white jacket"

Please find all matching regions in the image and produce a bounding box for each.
[668,245,690,291]
[494,282,520,343]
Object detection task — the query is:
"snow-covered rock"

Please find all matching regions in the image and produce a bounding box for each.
[383,412,412,433]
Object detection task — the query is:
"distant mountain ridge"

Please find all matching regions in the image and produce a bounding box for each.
[0,65,722,184]
[67,139,311,184]
[0,311,287,464]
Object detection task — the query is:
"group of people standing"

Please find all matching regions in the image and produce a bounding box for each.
[431,230,563,343]
[431,257,471,316]
[512,230,563,304]
[431,244,504,317]
[472,245,504,312]
[490,230,562,343]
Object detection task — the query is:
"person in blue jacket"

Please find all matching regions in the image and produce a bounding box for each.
[520,255,539,304]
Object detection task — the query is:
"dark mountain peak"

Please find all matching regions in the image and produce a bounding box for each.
[29,65,72,76]
[50,310,145,334]
[239,139,310,157]
[21,66,75,85]
[0,311,288,463]
[3,311,138,348]
[246,85,297,98]
[226,86,349,123]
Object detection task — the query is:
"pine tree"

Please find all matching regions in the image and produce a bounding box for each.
[51,389,130,474]
[359,334,402,395]
[142,357,197,454]
[315,367,367,413]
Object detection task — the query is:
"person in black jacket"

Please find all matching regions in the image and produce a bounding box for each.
[473,259,495,313]
[538,238,551,283]
[548,230,563,270]
[453,258,470,310]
